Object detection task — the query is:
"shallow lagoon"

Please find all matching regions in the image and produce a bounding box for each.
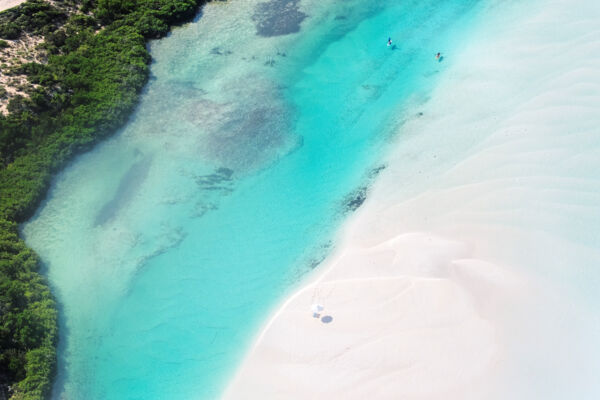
[22,0,484,398]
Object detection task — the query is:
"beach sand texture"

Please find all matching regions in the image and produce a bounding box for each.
[225,0,600,398]
[0,0,24,12]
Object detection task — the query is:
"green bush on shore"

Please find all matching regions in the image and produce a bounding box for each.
[0,1,67,39]
[0,0,207,398]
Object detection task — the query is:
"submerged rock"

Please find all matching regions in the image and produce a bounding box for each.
[195,167,234,191]
[343,186,367,213]
[253,0,307,37]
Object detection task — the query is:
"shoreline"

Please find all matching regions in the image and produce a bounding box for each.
[0,1,207,398]
[224,0,600,397]
[18,1,494,398]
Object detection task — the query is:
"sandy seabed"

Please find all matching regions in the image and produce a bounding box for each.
[224,0,600,398]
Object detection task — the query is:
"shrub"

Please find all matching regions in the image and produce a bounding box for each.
[0,1,206,398]
[0,1,67,39]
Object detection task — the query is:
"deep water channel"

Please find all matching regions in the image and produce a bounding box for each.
[22,0,483,398]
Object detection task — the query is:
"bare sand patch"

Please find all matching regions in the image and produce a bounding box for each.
[224,0,600,397]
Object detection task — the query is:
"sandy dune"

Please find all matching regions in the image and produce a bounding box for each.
[225,0,600,398]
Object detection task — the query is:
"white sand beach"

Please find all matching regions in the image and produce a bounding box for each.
[224,0,600,398]
[0,0,24,12]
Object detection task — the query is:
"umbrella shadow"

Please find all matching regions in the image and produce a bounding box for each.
[321,315,334,324]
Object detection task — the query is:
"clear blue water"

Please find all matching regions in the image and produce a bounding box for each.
[22,0,484,398]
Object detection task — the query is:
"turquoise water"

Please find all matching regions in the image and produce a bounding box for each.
[22,0,484,398]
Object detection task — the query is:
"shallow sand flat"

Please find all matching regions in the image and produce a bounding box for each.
[0,0,24,12]
[225,0,600,398]
[21,1,491,397]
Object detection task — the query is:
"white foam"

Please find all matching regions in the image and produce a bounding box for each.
[224,0,600,398]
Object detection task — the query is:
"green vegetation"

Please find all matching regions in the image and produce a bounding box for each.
[0,220,57,400]
[0,1,68,40]
[0,0,207,398]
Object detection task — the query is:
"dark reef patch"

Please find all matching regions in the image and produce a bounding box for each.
[210,46,232,56]
[203,100,293,172]
[181,76,300,174]
[191,168,235,218]
[369,164,386,178]
[285,240,334,285]
[253,0,307,37]
[192,201,218,218]
[94,155,152,226]
[344,186,367,213]
[195,167,234,192]
[342,164,386,213]
[307,241,333,270]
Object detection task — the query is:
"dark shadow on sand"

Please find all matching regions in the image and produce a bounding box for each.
[94,154,152,226]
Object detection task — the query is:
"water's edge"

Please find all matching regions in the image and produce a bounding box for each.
[21,0,488,398]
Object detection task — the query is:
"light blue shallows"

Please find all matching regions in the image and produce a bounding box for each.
[22,0,484,398]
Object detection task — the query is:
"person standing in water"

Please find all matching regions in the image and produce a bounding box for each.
[387,37,392,47]
[436,52,442,60]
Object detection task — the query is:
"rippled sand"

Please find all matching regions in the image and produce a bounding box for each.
[225,0,600,398]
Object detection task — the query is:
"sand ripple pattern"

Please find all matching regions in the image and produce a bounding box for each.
[225,0,600,398]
